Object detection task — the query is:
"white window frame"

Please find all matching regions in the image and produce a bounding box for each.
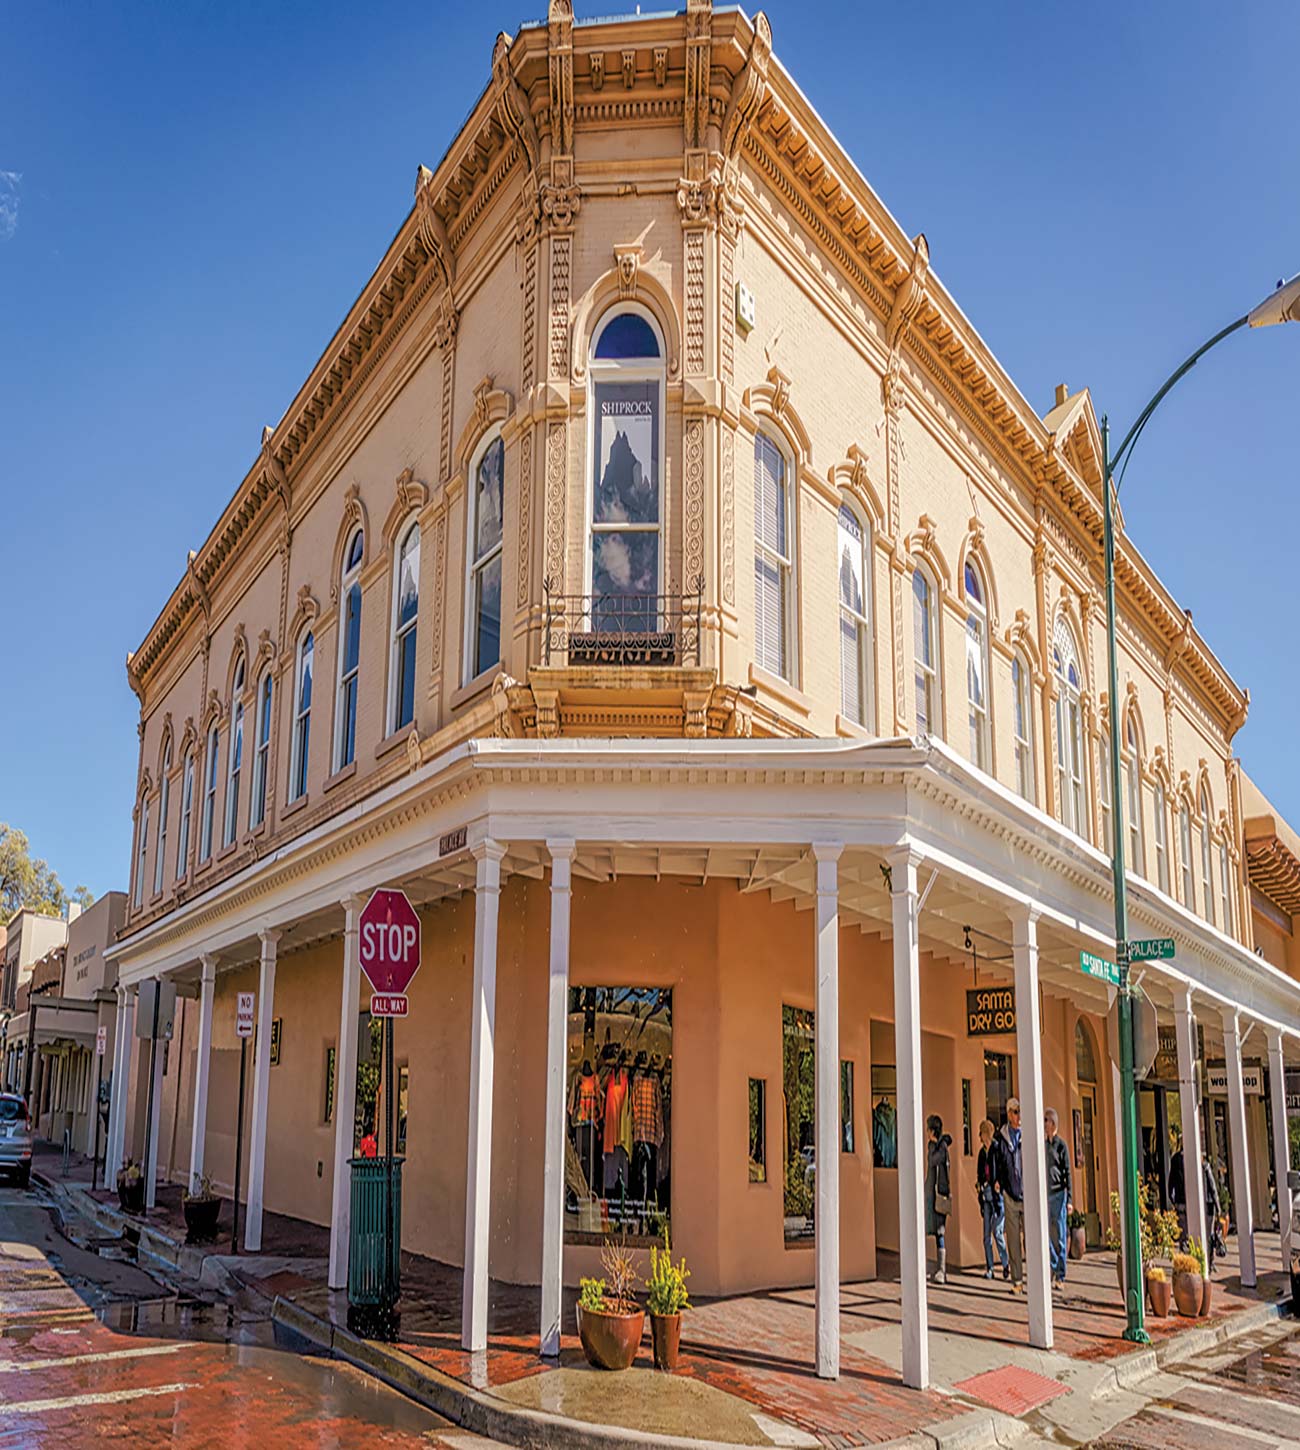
[133,796,149,907]
[223,658,245,849]
[1179,801,1195,911]
[912,567,941,738]
[290,632,314,802]
[334,527,364,771]
[153,742,171,897]
[964,562,990,771]
[1052,619,1088,837]
[1199,787,1216,926]
[837,501,873,729]
[1099,734,1113,855]
[176,750,194,880]
[464,430,506,684]
[200,725,219,864]
[1153,779,1170,894]
[1011,653,1034,803]
[1125,716,1145,877]
[584,305,667,612]
[753,429,797,684]
[250,671,273,828]
[388,523,420,734]
[1220,841,1234,935]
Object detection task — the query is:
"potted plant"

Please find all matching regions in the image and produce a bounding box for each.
[1143,1188,1179,1312]
[116,1159,144,1214]
[182,1172,221,1243]
[1067,1209,1088,1260]
[1146,1265,1170,1317]
[1170,1250,1203,1317]
[645,1228,690,1371]
[1188,1234,1212,1316]
[576,1239,644,1371]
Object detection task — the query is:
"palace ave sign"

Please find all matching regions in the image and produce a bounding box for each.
[359,888,422,1015]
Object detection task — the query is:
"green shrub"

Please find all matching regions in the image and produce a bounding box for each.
[645,1228,691,1316]
[578,1277,607,1312]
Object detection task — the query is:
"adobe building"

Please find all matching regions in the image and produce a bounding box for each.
[106,2,1300,1389]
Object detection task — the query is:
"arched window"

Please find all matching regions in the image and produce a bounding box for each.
[200,725,219,863]
[1220,841,1234,935]
[335,527,363,771]
[837,503,872,727]
[250,672,273,828]
[1075,1019,1098,1084]
[1199,784,1216,925]
[1179,800,1195,910]
[223,657,245,849]
[754,432,794,681]
[133,795,149,908]
[1011,654,1034,802]
[964,562,990,769]
[912,568,940,735]
[1099,734,1113,853]
[1052,620,1087,834]
[1152,779,1170,893]
[153,741,171,897]
[589,309,663,634]
[290,632,314,802]
[390,525,419,733]
[1125,715,1145,877]
[467,435,505,680]
[176,749,195,880]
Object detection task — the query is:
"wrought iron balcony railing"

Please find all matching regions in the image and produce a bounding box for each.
[542,577,704,667]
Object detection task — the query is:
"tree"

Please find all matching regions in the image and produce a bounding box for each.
[0,824,94,924]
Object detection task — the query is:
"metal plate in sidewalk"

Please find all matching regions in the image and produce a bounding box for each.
[955,1364,1069,1415]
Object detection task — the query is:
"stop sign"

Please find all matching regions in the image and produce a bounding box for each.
[358,889,422,996]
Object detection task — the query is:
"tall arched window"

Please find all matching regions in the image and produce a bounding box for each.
[837,503,872,727]
[1179,800,1195,910]
[1125,715,1145,876]
[133,795,149,908]
[223,656,245,849]
[153,741,171,897]
[964,562,990,770]
[1220,841,1235,936]
[1152,779,1170,893]
[589,309,663,634]
[290,632,314,802]
[250,672,273,828]
[1052,620,1087,834]
[200,725,219,863]
[754,431,794,681]
[1011,654,1034,802]
[176,749,195,880]
[335,527,363,771]
[1099,734,1113,853]
[912,568,940,735]
[467,435,504,679]
[1199,784,1216,925]
[390,525,419,733]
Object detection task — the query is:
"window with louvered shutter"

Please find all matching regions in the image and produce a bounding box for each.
[838,504,871,727]
[754,434,791,680]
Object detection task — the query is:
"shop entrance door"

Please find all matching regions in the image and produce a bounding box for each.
[985,1051,1013,1129]
[1079,1087,1099,1242]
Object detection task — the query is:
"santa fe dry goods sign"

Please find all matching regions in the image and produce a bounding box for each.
[967,986,1016,1036]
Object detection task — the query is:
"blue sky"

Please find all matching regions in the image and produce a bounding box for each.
[2,3,1296,898]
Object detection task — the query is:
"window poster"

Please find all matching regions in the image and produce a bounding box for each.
[591,382,660,615]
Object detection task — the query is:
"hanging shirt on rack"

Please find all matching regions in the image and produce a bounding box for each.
[569,1072,601,1126]
[602,1068,630,1156]
[630,1072,664,1147]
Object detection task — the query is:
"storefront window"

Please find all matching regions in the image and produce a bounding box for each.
[840,1060,855,1153]
[783,1006,815,1241]
[323,1045,336,1124]
[565,987,671,1242]
[749,1078,766,1183]
[871,1063,897,1167]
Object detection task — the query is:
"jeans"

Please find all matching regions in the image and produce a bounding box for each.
[1048,1189,1069,1280]
[982,1193,1009,1272]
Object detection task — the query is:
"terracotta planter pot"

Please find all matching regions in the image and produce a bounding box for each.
[183,1195,221,1244]
[650,1312,681,1371]
[1199,1276,1213,1317]
[576,1303,645,1371]
[1068,1226,1087,1261]
[1146,1274,1171,1318]
[118,1179,145,1215]
[1172,1271,1203,1317]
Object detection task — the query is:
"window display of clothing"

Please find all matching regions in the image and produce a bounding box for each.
[873,1097,897,1168]
[570,1071,601,1126]
[602,1067,631,1156]
[630,1070,664,1148]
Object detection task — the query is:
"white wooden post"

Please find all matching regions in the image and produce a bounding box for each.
[813,844,843,1380]
[144,982,165,1210]
[1267,1026,1292,1269]
[1221,1006,1256,1287]
[540,839,575,1358]
[888,846,927,1391]
[188,955,217,1194]
[463,839,505,1352]
[244,929,281,1252]
[329,896,364,1290]
[1174,985,1207,1262]
[1012,906,1052,1350]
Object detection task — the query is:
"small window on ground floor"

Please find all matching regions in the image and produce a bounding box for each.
[749,1078,766,1183]
[565,986,671,1245]
[323,1045,336,1125]
[840,1060,855,1154]
[783,1005,815,1241]
[871,1062,898,1167]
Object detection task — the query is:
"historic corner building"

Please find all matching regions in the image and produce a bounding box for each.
[106,2,1300,1390]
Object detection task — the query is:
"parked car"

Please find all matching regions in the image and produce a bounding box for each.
[0,1094,33,1187]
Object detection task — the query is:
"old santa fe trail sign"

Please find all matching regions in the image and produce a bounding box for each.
[359,888,422,1015]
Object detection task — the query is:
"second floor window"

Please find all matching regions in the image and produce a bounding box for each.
[1220,841,1234,935]
[134,796,149,907]
[291,632,314,801]
[912,568,939,736]
[200,726,219,863]
[390,525,419,733]
[223,658,245,849]
[1126,715,1145,876]
[468,436,504,679]
[1099,734,1113,854]
[1179,801,1195,911]
[754,432,793,681]
[1052,620,1087,835]
[1012,654,1034,802]
[964,562,990,770]
[335,527,363,771]
[177,750,194,879]
[250,672,273,828]
[154,742,171,896]
[1153,780,1170,894]
[837,503,871,727]
[1199,786,1216,926]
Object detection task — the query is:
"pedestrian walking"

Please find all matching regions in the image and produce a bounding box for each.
[997,1097,1026,1291]
[1044,1107,1072,1285]
[925,1114,952,1285]
[976,1118,1010,1280]
[1169,1141,1188,1244]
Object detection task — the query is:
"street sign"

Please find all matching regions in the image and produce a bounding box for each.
[96,1026,107,1056]
[359,889,422,997]
[1080,950,1120,986]
[1129,938,1176,962]
[370,994,409,1018]
[236,991,255,1039]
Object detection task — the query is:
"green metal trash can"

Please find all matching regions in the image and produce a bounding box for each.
[347,1156,403,1338]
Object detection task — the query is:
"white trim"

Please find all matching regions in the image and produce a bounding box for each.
[153,745,171,897]
[223,659,245,849]
[289,631,314,803]
[199,726,219,863]
[836,500,874,730]
[464,429,506,684]
[250,671,273,829]
[388,519,421,734]
[1011,652,1034,804]
[963,561,990,770]
[334,526,364,773]
[911,565,940,738]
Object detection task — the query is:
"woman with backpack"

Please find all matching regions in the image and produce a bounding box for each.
[926,1114,953,1284]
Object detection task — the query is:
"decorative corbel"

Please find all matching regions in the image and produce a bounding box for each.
[721,12,772,169]
[261,426,291,534]
[621,49,636,89]
[492,31,541,186]
[414,164,454,291]
[683,0,713,151]
[548,1,575,159]
[614,242,642,299]
[589,53,604,91]
[653,47,668,88]
[125,651,144,704]
[186,550,211,633]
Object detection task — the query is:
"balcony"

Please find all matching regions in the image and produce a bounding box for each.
[542,577,704,669]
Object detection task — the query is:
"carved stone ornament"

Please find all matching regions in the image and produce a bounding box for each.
[614,243,642,299]
[676,171,718,225]
[406,725,421,773]
[539,179,581,230]
[473,375,495,432]
[414,164,454,290]
[590,53,604,90]
[653,47,668,87]
[621,49,635,89]
[548,1,575,157]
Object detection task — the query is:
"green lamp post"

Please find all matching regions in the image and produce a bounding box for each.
[1103,273,1300,1343]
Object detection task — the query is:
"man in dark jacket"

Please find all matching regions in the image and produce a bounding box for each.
[996,1099,1025,1291]
[1045,1108,1072,1284]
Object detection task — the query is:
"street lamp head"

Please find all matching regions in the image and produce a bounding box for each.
[1248,274,1300,328]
